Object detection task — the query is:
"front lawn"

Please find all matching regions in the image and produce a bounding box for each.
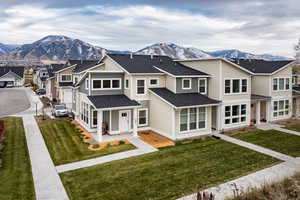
[0,117,35,200]
[233,130,300,157]
[60,137,279,200]
[284,124,300,132]
[37,119,136,165]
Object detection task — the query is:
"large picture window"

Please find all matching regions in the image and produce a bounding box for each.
[273,78,290,91]
[81,102,89,125]
[273,99,289,118]
[137,79,146,95]
[224,78,248,94]
[180,107,206,132]
[224,104,247,125]
[92,79,121,90]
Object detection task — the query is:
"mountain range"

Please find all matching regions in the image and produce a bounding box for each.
[0,35,292,62]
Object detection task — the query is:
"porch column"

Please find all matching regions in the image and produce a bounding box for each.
[133,108,138,137]
[97,110,103,142]
[256,101,261,124]
[216,105,222,131]
[266,101,271,122]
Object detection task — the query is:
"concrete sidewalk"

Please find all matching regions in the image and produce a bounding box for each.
[23,115,69,200]
[56,136,158,173]
[213,133,296,163]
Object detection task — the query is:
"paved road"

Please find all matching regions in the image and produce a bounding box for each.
[0,88,31,117]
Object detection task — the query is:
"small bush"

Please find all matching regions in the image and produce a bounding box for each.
[119,140,126,145]
[92,144,100,149]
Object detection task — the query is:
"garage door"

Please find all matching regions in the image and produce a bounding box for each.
[63,90,72,109]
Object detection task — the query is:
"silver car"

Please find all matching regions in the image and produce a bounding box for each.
[52,105,68,117]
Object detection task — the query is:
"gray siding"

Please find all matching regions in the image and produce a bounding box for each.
[176,77,199,93]
[79,73,124,96]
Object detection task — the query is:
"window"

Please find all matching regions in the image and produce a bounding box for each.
[92,110,97,127]
[224,104,247,125]
[61,74,72,82]
[180,107,207,132]
[224,78,248,94]
[80,102,89,125]
[85,78,89,90]
[74,77,78,84]
[198,78,206,94]
[225,80,231,94]
[138,109,148,126]
[92,79,121,90]
[125,79,129,89]
[137,79,146,95]
[273,78,290,91]
[273,99,289,118]
[149,79,159,87]
[232,79,240,93]
[182,78,191,90]
[92,80,101,89]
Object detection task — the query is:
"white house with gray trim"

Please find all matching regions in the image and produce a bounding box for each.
[0,66,25,87]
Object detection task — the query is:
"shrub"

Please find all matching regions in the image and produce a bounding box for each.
[119,140,126,145]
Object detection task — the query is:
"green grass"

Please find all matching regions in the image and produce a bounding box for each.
[0,117,35,200]
[284,123,300,132]
[37,119,136,165]
[233,129,300,157]
[60,137,279,200]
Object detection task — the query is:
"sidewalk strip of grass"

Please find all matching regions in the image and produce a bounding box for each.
[0,117,35,200]
[61,137,279,200]
[37,119,136,165]
[233,129,300,157]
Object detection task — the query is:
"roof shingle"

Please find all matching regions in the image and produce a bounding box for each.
[87,95,140,109]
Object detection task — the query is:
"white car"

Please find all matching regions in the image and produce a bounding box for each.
[51,105,68,117]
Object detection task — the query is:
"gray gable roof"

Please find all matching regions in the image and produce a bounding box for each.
[230,59,293,74]
[149,88,220,108]
[47,64,65,78]
[88,95,140,109]
[0,66,24,78]
[73,60,99,73]
[107,54,209,76]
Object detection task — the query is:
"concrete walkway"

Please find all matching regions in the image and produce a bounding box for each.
[56,136,158,173]
[213,133,296,162]
[178,160,299,200]
[23,115,69,200]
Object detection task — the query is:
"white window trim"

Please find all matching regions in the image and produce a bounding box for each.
[224,104,247,126]
[179,107,207,133]
[272,99,290,119]
[138,108,148,126]
[272,77,291,92]
[198,78,207,94]
[124,78,129,89]
[60,74,72,82]
[91,78,122,90]
[85,78,89,90]
[224,78,248,95]
[182,78,192,90]
[92,109,97,128]
[136,78,147,95]
[149,78,159,87]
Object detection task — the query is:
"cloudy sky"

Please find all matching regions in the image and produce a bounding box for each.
[0,0,299,57]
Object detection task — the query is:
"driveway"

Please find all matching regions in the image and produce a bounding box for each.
[0,88,30,117]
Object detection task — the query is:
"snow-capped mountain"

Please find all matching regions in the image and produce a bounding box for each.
[1,35,106,61]
[209,49,291,61]
[0,43,19,55]
[135,43,211,59]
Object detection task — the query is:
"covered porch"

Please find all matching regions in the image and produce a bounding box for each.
[250,94,271,124]
[87,95,141,142]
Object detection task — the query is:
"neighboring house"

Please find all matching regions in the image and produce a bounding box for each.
[45,64,65,101]
[292,70,300,86]
[229,59,295,123]
[36,67,49,89]
[0,66,25,87]
[73,54,220,142]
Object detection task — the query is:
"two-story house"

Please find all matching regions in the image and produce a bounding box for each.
[73,54,220,141]
[45,64,65,101]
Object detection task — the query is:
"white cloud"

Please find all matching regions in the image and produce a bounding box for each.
[0,4,297,57]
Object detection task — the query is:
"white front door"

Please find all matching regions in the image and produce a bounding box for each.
[119,110,131,132]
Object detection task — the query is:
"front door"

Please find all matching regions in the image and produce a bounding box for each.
[119,110,130,132]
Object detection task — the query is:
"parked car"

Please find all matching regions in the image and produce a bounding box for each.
[6,82,14,88]
[35,88,46,95]
[51,105,68,117]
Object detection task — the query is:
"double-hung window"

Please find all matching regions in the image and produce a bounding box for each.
[224,78,248,94]
[198,78,206,94]
[81,102,89,125]
[92,110,97,127]
[224,104,247,125]
[138,108,148,126]
[273,99,289,118]
[232,79,240,93]
[137,79,146,95]
[180,107,206,132]
[273,78,290,91]
[182,78,191,90]
[61,74,72,82]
